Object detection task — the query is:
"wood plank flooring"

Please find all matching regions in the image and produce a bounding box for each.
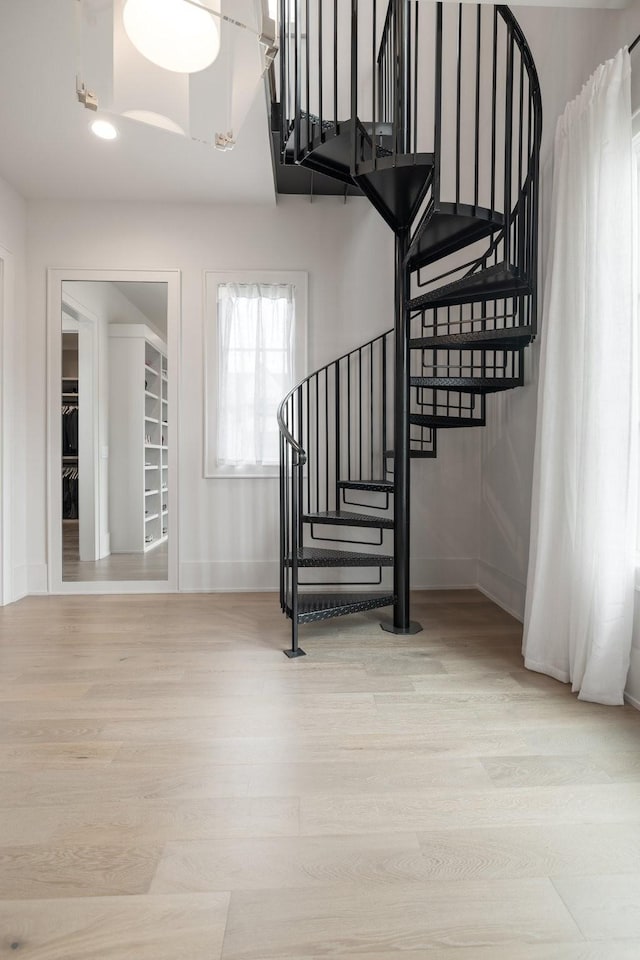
[62,521,168,581]
[0,590,639,958]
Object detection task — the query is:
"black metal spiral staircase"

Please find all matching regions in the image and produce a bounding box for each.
[275,0,542,656]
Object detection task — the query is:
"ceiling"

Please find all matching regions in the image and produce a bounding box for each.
[111,281,168,336]
[0,0,632,204]
[0,1,276,203]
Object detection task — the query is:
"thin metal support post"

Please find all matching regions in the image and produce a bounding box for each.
[284,451,306,658]
[382,228,422,636]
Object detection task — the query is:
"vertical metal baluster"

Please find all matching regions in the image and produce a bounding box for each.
[318,0,324,137]
[315,373,319,513]
[433,3,443,205]
[413,1,419,155]
[382,335,387,471]
[351,0,358,174]
[490,6,497,216]
[358,347,363,478]
[280,0,287,156]
[335,359,341,510]
[294,0,301,162]
[517,53,524,275]
[325,367,329,510]
[406,0,412,158]
[455,3,462,204]
[306,376,310,512]
[372,0,377,169]
[279,432,284,609]
[370,343,374,478]
[504,28,514,265]
[306,0,311,150]
[334,0,338,127]
[474,6,481,209]
[347,356,352,479]
[297,388,304,549]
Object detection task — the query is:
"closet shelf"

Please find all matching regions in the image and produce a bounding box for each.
[145,513,160,523]
[145,489,159,496]
[145,416,159,424]
[145,390,159,400]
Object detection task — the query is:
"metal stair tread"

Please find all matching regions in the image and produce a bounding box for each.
[407,203,505,271]
[410,413,485,428]
[408,264,531,312]
[410,376,522,394]
[285,547,394,567]
[410,325,534,350]
[303,510,394,529]
[285,591,395,623]
[385,449,437,460]
[337,479,394,493]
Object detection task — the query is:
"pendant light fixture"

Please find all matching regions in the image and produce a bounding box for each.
[123,0,221,74]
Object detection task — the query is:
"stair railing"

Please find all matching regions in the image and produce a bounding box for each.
[278,329,437,627]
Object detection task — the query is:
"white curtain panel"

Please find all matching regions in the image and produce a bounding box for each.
[523,49,636,705]
[217,282,294,467]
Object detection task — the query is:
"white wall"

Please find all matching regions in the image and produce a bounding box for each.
[477,3,640,706]
[0,173,27,604]
[26,195,482,594]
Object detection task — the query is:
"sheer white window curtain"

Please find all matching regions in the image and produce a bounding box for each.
[523,49,637,705]
[216,283,295,467]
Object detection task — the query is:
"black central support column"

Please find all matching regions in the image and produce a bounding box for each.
[382,227,422,637]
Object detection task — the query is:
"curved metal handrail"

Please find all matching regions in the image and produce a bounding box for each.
[276,389,307,465]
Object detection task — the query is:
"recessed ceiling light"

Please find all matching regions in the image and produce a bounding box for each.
[91,119,119,140]
[123,0,220,75]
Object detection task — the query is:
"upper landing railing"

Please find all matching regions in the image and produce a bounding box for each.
[277,2,542,261]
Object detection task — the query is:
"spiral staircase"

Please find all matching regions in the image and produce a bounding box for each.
[274,1,542,656]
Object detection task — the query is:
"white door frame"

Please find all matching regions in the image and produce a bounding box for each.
[62,301,101,563]
[47,268,180,594]
[0,246,12,606]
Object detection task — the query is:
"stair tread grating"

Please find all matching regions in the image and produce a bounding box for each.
[410,413,485,428]
[410,326,534,350]
[303,510,394,529]
[408,264,531,312]
[285,547,394,567]
[411,376,522,394]
[337,479,394,493]
[285,591,395,623]
[386,449,438,460]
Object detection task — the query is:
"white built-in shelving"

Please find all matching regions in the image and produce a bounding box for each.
[109,324,168,553]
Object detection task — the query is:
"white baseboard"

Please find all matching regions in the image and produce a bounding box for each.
[476,559,526,622]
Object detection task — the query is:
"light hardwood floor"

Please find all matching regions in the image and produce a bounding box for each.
[0,590,639,959]
[62,521,168,581]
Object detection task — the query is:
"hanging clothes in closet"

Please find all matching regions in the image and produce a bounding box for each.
[62,465,79,519]
[62,403,78,456]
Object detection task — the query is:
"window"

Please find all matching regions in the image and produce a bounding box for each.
[204,271,307,478]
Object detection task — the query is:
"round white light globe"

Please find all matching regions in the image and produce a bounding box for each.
[123,0,220,74]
